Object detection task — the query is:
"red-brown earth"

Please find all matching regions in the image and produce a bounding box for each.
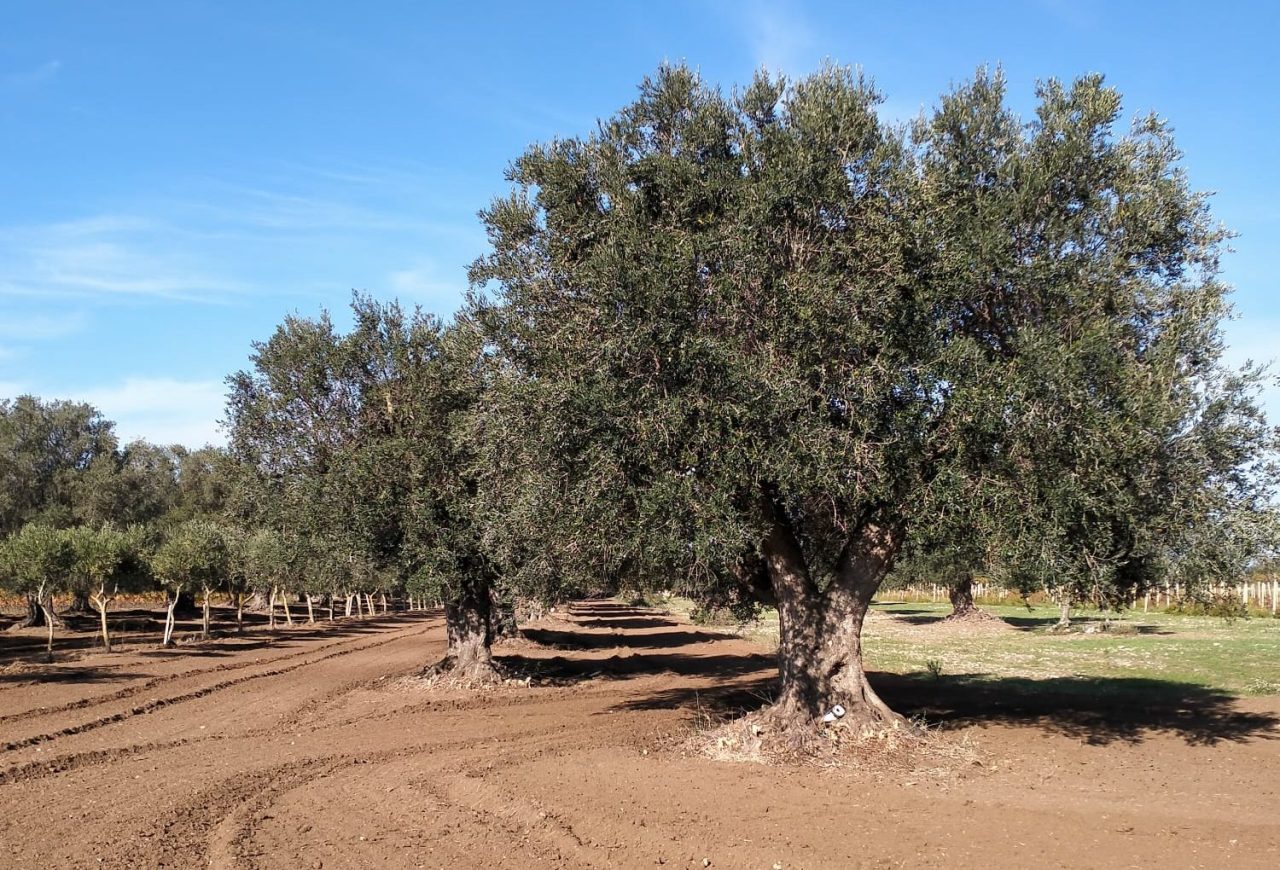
[0,601,1276,869]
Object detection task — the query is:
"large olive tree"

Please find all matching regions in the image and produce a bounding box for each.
[469,65,1265,730]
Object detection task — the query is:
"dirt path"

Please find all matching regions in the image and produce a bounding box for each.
[0,602,1276,869]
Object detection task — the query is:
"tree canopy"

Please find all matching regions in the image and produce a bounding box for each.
[467,64,1276,727]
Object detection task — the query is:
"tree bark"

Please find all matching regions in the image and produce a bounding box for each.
[945,573,996,621]
[268,586,277,629]
[67,591,92,614]
[305,594,315,624]
[1053,595,1072,631]
[162,595,179,647]
[92,589,112,652]
[425,580,499,682]
[15,593,66,629]
[200,589,212,640]
[759,499,908,732]
[39,601,56,656]
[236,593,245,632]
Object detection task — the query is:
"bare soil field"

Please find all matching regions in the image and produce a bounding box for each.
[1,601,1277,869]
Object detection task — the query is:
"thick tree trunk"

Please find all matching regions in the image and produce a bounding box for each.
[67,591,92,614]
[1053,595,1072,631]
[425,580,499,682]
[760,500,908,733]
[16,594,66,629]
[305,594,315,624]
[945,573,996,621]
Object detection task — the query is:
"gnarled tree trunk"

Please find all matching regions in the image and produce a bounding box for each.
[1053,594,1072,631]
[945,573,996,621]
[15,593,66,629]
[426,579,499,682]
[760,502,909,733]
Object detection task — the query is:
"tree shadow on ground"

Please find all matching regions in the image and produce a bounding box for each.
[520,626,729,650]
[571,617,682,630]
[998,616,1171,634]
[0,664,141,685]
[609,659,1278,746]
[566,605,664,619]
[880,672,1277,746]
[873,607,1171,635]
[497,650,776,684]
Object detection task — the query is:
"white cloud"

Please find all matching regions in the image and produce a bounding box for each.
[1221,318,1280,425]
[80,377,228,448]
[387,262,467,305]
[0,310,88,339]
[738,0,818,74]
[0,216,245,302]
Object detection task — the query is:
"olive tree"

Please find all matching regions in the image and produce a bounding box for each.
[151,519,229,644]
[66,526,148,651]
[2,524,74,653]
[469,65,1267,730]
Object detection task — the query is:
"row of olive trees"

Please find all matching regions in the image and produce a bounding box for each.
[0,520,405,655]
[9,64,1277,737]
[219,65,1280,732]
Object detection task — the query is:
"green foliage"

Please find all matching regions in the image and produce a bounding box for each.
[468,63,1275,623]
[1,523,74,598]
[151,519,230,596]
[65,525,144,597]
[0,396,117,534]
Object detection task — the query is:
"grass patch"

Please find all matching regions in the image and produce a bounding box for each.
[655,596,1280,698]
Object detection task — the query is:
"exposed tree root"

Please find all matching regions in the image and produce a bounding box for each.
[943,604,1001,623]
[686,707,979,778]
[419,653,505,688]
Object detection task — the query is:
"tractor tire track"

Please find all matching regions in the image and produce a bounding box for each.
[0,617,441,756]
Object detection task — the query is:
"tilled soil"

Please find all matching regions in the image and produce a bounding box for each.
[0,602,1277,869]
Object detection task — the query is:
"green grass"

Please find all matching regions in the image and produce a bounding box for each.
[662,596,1280,697]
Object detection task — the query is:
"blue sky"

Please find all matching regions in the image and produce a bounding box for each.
[2,1,1277,446]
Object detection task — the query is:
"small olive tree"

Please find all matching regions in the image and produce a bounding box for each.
[66,525,148,651]
[151,519,229,644]
[2,524,74,654]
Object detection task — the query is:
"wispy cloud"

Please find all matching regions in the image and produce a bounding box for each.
[0,309,89,339]
[737,0,818,75]
[1221,318,1280,424]
[0,215,247,302]
[387,261,468,305]
[80,377,228,447]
